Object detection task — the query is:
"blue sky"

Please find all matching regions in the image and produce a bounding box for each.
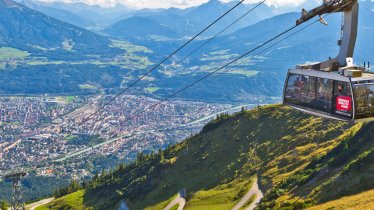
[35,0,321,9]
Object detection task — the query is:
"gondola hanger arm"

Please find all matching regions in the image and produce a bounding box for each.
[295,0,359,70]
[296,0,357,26]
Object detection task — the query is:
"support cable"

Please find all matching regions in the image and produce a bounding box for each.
[80,0,247,124]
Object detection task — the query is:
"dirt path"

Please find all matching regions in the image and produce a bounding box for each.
[164,195,186,210]
[232,178,264,210]
[26,197,54,210]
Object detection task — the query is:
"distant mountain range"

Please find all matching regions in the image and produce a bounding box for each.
[16,0,277,39]
[0,0,373,101]
[103,0,276,41]
[16,0,135,29]
[149,1,374,99]
[17,0,95,28]
[190,0,374,61]
[102,0,374,65]
[14,0,322,33]
[104,16,180,41]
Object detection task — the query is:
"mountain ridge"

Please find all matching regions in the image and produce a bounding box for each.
[17,0,95,28]
[1,0,373,102]
[103,16,179,41]
[16,0,135,28]
[103,0,275,40]
[0,0,120,58]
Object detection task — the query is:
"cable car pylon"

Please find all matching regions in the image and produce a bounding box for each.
[3,170,26,210]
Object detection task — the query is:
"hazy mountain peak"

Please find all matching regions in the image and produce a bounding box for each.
[0,0,20,8]
[207,0,223,4]
[202,0,228,7]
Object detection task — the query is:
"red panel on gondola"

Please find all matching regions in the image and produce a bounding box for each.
[336,96,352,111]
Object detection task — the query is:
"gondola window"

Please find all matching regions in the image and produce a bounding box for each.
[316,78,333,112]
[353,84,374,119]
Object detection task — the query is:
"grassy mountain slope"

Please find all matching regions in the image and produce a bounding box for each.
[308,189,374,210]
[37,105,373,209]
[36,190,86,210]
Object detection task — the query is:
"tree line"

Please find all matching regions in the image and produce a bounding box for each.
[53,148,167,198]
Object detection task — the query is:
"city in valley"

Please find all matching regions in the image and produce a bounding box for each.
[0,94,265,180]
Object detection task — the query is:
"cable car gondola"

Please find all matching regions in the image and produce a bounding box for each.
[283,0,374,122]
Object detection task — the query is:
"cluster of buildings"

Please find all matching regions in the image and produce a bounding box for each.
[0,97,46,126]
[0,94,233,179]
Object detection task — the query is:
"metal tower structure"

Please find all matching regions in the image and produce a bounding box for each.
[5,171,26,210]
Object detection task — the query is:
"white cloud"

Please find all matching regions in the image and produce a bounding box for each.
[36,0,320,9]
